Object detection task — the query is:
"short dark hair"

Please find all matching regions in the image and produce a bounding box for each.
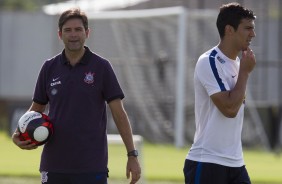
[216,2,256,38]
[58,8,88,32]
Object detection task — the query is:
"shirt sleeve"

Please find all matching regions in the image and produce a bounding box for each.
[102,61,125,103]
[32,62,49,105]
[196,55,230,96]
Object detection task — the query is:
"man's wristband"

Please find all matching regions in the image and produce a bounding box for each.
[127,150,138,157]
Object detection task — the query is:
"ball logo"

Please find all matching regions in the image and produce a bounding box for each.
[18,111,42,132]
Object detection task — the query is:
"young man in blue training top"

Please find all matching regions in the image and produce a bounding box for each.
[12,8,141,184]
[184,3,256,184]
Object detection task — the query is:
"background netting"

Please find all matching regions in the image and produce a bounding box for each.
[84,8,269,146]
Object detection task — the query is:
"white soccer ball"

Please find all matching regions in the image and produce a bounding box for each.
[17,111,53,146]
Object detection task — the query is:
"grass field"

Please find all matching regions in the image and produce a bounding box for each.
[1,131,282,184]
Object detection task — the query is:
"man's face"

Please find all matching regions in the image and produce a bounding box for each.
[233,18,256,51]
[58,18,89,52]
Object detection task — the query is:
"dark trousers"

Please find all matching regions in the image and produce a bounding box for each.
[183,159,251,184]
[41,171,108,184]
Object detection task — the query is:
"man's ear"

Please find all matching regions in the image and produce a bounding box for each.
[225,25,235,36]
[85,28,90,38]
[58,30,62,40]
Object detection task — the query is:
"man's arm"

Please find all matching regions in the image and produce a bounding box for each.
[28,102,46,112]
[108,99,141,184]
[211,47,256,118]
[12,102,46,150]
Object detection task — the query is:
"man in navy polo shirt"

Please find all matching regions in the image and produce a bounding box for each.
[12,8,141,184]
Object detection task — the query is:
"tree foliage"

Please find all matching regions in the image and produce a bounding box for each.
[0,0,67,11]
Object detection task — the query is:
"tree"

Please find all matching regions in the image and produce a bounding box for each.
[0,0,67,11]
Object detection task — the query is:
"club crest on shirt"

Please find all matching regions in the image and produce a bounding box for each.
[84,72,95,84]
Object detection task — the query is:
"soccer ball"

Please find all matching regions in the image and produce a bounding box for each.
[17,111,53,146]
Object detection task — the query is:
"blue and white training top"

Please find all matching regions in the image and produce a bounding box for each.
[186,46,245,167]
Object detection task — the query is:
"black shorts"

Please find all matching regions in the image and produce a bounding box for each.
[40,171,108,184]
[183,159,251,184]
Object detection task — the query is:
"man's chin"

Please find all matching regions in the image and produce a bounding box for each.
[242,43,251,51]
[242,46,249,51]
[67,46,83,52]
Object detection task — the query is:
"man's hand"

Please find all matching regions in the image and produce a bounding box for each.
[126,157,141,184]
[240,47,256,74]
[12,130,38,150]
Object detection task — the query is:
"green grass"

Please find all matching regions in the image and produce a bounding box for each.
[244,149,282,183]
[0,131,43,177]
[1,131,282,183]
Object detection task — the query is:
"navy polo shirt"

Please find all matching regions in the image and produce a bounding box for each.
[33,46,124,173]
